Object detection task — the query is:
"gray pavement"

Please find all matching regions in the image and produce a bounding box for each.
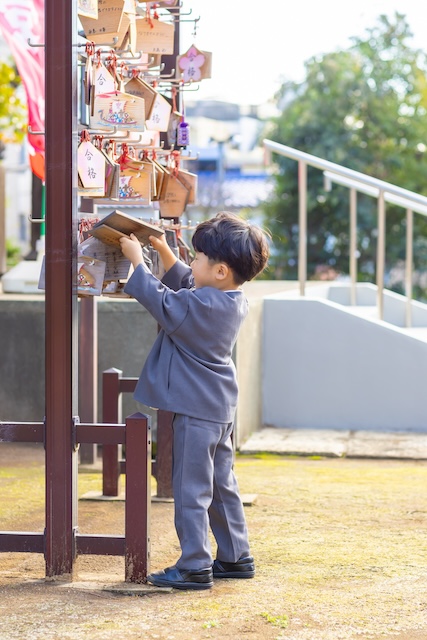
[240,427,427,459]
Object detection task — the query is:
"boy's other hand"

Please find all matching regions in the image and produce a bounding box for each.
[119,233,144,268]
[148,233,168,252]
[149,233,178,273]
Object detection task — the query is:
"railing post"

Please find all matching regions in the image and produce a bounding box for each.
[102,368,122,496]
[349,188,358,305]
[405,208,414,328]
[376,190,386,320]
[155,410,173,499]
[298,160,307,296]
[125,412,151,583]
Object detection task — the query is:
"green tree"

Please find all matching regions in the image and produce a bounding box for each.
[0,57,26,157]
[264,13,427,294]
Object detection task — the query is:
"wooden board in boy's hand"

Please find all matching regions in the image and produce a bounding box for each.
[88,209,165,247]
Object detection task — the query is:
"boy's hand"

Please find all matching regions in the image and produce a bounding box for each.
[149,233,169,253]
[149,233,178,273]
[119,233,144,268]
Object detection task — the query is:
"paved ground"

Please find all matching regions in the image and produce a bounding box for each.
[240,427,427,459]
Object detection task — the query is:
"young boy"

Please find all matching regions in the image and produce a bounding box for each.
[120,211,270,590]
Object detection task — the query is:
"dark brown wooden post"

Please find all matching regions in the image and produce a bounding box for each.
[102,368,122,496]
[125,412,151,583]
[78,296,98,464]
[156,411,174,498]
[44,0,78,577]
[153,6,181,501]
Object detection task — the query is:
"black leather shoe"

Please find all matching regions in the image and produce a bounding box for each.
[146,566,213,590]
[212,555,255,578]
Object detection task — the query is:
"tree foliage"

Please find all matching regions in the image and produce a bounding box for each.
[263,13,427,295]
[0,57,26,155]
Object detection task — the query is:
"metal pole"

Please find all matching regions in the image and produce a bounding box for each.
[376,190,385,321]
[349,188,357,305]
[405,208,414,328]
[298,160,307,296]
[44,0,78,578]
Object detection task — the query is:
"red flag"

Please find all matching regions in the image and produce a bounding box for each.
[0,1,45,180]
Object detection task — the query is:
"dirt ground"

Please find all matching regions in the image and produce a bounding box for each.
[1,443,427,640]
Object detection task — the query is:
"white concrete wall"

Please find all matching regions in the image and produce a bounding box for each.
[262,294,427,432]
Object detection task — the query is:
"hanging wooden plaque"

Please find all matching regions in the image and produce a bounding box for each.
[119,164,152,205]
[177,169,198,205]
[125,77,157,119]
[145,92,171,132]
[80,0,128,45]
[78,0,98,20]
[90,90,146,130]
[135,15,175,55]
[176,44,212,82]
[159,173,190,218]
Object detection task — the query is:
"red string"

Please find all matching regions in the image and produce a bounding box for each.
[119,61,128,80]
[172,86,178,113]
[170,150,181,177]
[118,143,130,170]
[93,135,104,150]
[80,129,91,143]
[95,49,102,68]
[146,4,154,29]
[106,50,117,76]
[85,41,95,57]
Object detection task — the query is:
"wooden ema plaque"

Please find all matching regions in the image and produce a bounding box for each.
[159,173,190,218]
[135,15,175,55]
[80,0,129,44]
[90,90,146,130]
[176,44,212,82]
[125,77,157,119]
[78,0,98,20]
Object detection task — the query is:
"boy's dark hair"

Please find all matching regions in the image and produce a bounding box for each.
[192,211,270,285]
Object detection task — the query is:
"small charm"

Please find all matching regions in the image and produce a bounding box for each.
[177,120,190,147]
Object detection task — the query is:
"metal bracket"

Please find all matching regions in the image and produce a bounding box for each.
[72,416,80,452]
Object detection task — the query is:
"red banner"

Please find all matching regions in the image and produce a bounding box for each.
[0,0,45,180]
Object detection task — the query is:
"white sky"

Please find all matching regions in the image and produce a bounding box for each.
[179,0,427,105]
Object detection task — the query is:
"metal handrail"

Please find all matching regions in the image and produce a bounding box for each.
[263,139,427,326]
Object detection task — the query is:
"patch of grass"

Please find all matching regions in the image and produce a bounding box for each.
[260,612,289,628]
[202,620,220,629]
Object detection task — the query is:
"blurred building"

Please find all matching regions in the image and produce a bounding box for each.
[183,99,275,221]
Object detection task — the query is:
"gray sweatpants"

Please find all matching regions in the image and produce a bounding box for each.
[172,413,251,570]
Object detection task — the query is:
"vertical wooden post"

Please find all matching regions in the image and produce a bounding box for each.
[44,0,78,578]
[152,7,180,501]
[156,411,173,498]
[102,368,122,496]
[78,296,98,464]
[125,412,151,583]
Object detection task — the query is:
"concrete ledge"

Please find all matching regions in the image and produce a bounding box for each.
[34,577,170,595]
[240,427,427,459]
[240,428,350,458]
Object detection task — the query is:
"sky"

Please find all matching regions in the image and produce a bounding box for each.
[179,0,427,106]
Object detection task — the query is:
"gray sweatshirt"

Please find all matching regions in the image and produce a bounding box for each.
[124,259,249,422]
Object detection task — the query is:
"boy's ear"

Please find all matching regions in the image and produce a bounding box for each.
[215,262,229,280]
